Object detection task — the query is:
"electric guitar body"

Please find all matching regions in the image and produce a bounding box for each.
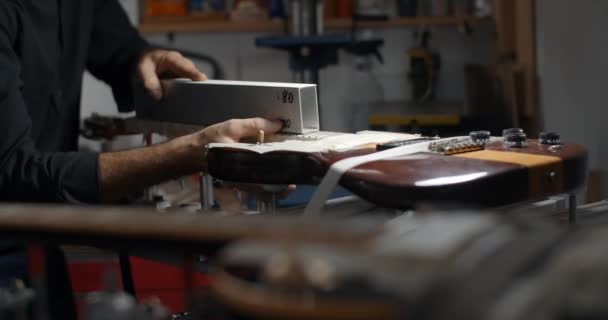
[207,132,587,208]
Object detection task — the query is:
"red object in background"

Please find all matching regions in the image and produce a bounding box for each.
[69,257,211,316]
[324,0,337,18]
[146,0,188,17]
[68,261,122,292]
[26,245,46,277]
[131,257,211,312]
[335,0,353,18]
[68,261,121,318]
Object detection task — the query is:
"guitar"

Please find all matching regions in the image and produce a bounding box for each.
[81,114,205,140]
[79,116,587,208]
[207,131,588,208]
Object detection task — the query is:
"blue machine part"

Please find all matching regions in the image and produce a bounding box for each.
[269,0,286,19]
[189,0,204,12]
[211,0,225,11]
[246,185,353,209]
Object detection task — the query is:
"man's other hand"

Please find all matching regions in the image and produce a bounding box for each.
[172,117,283,172]
[137,49,208,100]
[98,118,283,201]
[195,117,283,145]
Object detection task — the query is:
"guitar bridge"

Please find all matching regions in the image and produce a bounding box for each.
[429,137,485,155]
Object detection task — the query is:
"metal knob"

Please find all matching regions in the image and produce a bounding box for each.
[540,131,561,145]
[504,132,528,148]
[469,130,491,143]
[502,128,524,137]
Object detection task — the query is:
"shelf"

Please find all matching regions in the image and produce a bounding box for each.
[138,16,490,34]
[367,101,463,126]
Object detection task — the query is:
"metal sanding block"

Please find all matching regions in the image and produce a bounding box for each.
[134,79,319,134]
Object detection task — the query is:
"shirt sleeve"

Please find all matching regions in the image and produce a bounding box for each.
[86,0,150,113]
[0,4,100,203]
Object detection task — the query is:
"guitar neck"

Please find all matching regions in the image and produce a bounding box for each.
[209,131,422,154]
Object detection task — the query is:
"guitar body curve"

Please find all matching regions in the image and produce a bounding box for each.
[207,138,587,208]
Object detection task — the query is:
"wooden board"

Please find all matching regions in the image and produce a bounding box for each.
[0,204,381,253]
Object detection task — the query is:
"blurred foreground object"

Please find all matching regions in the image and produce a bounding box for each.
[4,204,608,319]
[0,279,34,320]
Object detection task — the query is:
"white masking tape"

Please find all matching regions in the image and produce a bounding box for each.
[304,139,438,215]
[303,136,503,215]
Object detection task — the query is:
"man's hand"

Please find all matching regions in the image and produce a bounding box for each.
[137,49,208,100]
[99,118,283,201]
[192,119,294,213]
[192,117,283,145]
[177,117,283,171]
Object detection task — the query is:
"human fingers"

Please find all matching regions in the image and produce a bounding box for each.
[278,184,297,200]
[138,56,163,100]
[158,50,208,81]
[192,117,283,149]
[219,118,283,141]
[213,186,247,214]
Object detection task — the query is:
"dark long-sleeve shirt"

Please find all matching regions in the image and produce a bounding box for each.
[0,2,150,319]
[0,0,149,203]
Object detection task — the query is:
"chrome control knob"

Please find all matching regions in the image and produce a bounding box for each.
[504,132,528,148]
[540,131,561,145]
[469,130,491,143]
[502,128,524,137]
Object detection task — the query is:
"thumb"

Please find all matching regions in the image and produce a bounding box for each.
[225,118,283,141]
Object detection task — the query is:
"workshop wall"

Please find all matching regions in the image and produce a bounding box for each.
[144,26,494,131]
[81,30,494,130]
[536,0,608,197]
[80,1,495,135]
